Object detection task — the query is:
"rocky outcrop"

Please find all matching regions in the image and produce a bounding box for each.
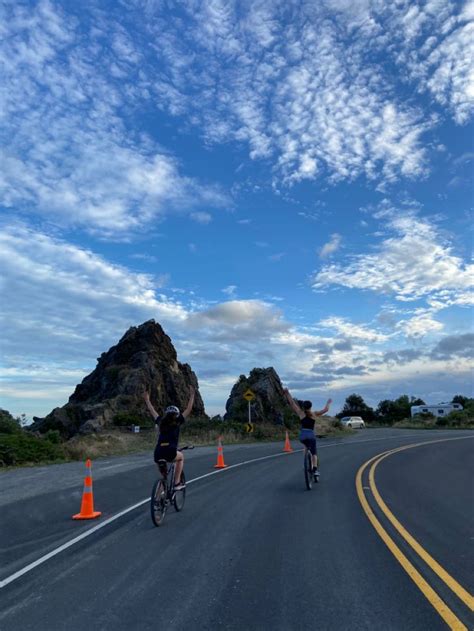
[32,320,205,437]
[224,367,289,423]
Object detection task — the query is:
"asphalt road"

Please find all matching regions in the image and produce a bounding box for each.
[0,429,472,630]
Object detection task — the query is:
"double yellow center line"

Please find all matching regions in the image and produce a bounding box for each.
[356,437,474,631]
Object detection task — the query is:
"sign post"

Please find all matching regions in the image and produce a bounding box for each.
[243,389,255,433]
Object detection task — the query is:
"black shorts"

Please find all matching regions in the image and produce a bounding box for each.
[154,444,177,463]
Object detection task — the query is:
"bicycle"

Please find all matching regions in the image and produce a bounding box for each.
[304,448,319,490]
[150,445,194,527]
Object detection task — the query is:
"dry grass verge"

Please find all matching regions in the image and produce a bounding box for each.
[62,418,349,461]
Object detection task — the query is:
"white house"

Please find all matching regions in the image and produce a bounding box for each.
[410,403,463,418]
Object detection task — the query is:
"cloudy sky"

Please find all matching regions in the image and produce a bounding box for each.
[1,0,473,419]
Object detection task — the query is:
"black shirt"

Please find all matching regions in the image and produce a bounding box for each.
[301,415,315,430]
[155,413,185,448]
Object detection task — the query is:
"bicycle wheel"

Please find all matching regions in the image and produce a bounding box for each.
[304,450,313,490]
[173,471,186,512]
[151,479,167,526]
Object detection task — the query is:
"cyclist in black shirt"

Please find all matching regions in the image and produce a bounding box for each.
[284,388,332,479]
[144,385,195,490]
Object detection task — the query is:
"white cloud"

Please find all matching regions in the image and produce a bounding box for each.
[222,285,237,297]
[320,316,390,343]
[380,1,474,125]
[190,212,213,224]
[129,253,158,263]
[319,233,342,258]
[395,311,444,338]
[326,0,474,125]
[1,220,471,419]
[138,2,435,184]
[4,0,472,207]
[0,224,187,357]
[0,1,227,237]
[186,300,289,342]
[268,252,285,262]
[313,212,474,307]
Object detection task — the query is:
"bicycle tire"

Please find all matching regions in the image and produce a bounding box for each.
[304,450,313,490]
[151,479,167,527]
[173,471,186,512]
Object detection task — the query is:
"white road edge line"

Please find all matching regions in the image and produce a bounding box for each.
[0,450,298,589]
[0,431,464,589]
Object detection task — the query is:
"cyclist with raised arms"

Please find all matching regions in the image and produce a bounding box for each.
[143,385,195,491]
[283,388,332,480]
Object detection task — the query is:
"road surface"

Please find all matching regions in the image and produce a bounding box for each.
[0,429,472,630]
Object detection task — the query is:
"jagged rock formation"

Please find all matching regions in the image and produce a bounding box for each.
[224,367,290,423]
[32,320,205,437]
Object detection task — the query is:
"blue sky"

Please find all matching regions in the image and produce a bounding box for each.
[1,0,473,419]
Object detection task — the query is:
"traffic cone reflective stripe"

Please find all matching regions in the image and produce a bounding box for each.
[283,430,293,453]
[214,437,228,469]
[72,460,101,520]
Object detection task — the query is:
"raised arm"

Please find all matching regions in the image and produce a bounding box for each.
[143,390,159,421]
[182,385,195,419]
[283,387,304,420]
[315,398,332,416]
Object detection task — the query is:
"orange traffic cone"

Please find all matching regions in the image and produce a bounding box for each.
[72,459,102,520]
[214,437,228,469]
[283,430,293,453]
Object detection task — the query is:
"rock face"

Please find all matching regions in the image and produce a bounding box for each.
[224,367,289,423]
[32,320,205,436]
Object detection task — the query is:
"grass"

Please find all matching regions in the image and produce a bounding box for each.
[54,418,350,462]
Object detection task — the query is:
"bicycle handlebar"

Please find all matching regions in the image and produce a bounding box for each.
[179,445,195,451]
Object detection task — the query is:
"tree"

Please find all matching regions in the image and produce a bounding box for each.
[394,395,411,420]
[375,399,396,425]
[452,395,469,408]
[376,394,418,424]
[338,394,375,422]
[0,409,22,434]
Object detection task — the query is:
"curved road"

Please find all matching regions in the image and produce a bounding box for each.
[0,429,472,630]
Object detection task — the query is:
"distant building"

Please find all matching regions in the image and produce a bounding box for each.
[410,403,463,418]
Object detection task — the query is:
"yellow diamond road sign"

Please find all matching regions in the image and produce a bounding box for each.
[243,389,255,401]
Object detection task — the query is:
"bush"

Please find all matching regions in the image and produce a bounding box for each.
[446,410,474,425]
[44,429,62,444]
[0,409,22,434]
[416,412,436,420]
[0,433,64,466]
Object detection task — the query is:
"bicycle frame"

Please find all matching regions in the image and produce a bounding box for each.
[159,460,176,500]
